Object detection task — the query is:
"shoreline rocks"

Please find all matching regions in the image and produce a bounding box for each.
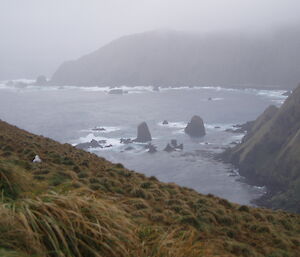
[164,139,184,152]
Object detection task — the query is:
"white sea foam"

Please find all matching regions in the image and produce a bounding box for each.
[158,121,186,129]
[205,123,235,130]
[81,126,121,133]
[75,133,122,149]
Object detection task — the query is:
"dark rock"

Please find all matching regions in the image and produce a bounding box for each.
[208,97,212,101]
[108,89,127,95]
[134,122,152,142]
[75,139,101,149]
[124,146,134,151]
[170,139,177,147]
[147,144,157,153]
[92,127,106,131]
[162,120,169,125]
[35,75,47,85]
[176,143,184,150]
[184,115,206,137]
[164,143,174,152]
[152,85,160,92]
[120,138,133,144]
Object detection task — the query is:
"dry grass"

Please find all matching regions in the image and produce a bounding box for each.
[0,192,137,257]
[0,120,300,257]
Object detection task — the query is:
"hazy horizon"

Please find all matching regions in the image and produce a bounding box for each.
[1,0,300,80]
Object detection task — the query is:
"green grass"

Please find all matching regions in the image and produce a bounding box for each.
[0,119,299,257]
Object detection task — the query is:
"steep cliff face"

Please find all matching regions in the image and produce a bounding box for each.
[225,85,300,212]
[51,29,300,88]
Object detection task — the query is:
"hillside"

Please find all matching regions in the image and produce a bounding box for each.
[223,84,300,213]
[51,29,300,88]
[0,120,300,256]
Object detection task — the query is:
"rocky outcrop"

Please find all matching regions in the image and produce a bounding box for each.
[184,116,206,137]
[134,122,152,142]
[223,85,300,212]
[146,143,157,153]
[76,139,101,150]
[164,143,174,152]
[163,140,184,152]
[120,138,133,144]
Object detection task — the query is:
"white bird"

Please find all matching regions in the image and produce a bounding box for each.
[33,155,42,163]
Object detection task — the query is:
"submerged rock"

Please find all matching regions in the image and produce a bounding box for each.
[177,143,184,150]
[120,138,133,144]
[170,139,177,148]
[164,143,174,152]
[146,143,157,153]
[184,115,206,137]
[164,140,184,152]
[35,75,47,85]
[108,89,128,95]
[152,85,160,92]
[134,122,152,142]
[92,127,106,131]
[124,146,134,151]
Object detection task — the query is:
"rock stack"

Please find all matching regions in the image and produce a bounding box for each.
[184,115,206,137]
[135,122,152,142]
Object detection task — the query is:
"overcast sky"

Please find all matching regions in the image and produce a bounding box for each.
[1,0,300,80]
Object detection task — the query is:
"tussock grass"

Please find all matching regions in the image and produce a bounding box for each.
[0,120,300,257]
[0,192,137,257]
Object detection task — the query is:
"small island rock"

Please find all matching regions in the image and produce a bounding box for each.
[184,115,206,137]
[134,122,152,142]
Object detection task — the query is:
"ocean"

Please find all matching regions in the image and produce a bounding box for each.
[0,80,287,205]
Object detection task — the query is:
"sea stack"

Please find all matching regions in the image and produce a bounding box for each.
[184,115,206,137]
[135,122,152,142]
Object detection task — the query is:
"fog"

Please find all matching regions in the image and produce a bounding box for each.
[1,0,300,80]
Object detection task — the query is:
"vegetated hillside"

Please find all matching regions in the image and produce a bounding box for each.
[51,28,300,88]
[223,84,300,213]
[0,120,300,257]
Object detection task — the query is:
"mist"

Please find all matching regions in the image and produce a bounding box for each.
[1,0,300,80]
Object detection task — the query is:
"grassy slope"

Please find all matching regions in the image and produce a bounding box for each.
[0,120,300,257]
[224,85,300,213]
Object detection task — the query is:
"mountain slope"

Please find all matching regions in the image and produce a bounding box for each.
[51,29,300,88]
[0,120,300,257]
[223,84,300,212]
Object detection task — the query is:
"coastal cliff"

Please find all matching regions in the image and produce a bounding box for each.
[223,85,300,213]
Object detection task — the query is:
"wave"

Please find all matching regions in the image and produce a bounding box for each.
[74,133,122,149]
[81,126,121,133]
